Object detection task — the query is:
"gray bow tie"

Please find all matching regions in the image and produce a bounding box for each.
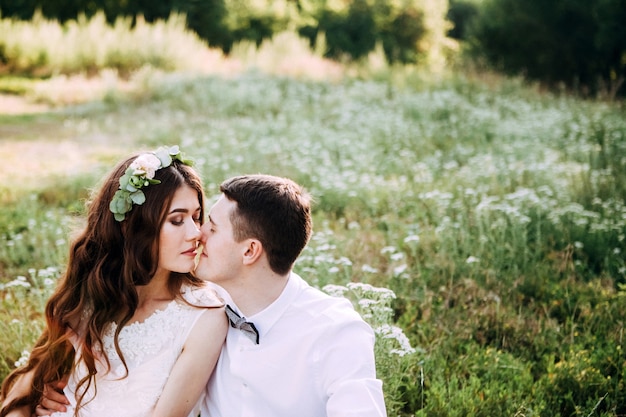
[225,304,259,344]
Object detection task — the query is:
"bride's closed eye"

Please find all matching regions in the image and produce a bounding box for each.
[170,214,202,226]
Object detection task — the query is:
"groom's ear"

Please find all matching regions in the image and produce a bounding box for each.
[242,239,263,265]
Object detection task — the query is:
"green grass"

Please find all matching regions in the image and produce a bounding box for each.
[1,68,625,416]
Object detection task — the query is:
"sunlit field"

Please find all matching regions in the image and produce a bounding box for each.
[2,64,626,415]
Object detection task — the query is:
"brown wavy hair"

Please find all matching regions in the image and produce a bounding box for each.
[0,152,206,416]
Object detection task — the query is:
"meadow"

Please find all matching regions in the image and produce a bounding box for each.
[1,16,626,417]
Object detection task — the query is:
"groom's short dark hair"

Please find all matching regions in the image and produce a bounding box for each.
[220,174,312,275]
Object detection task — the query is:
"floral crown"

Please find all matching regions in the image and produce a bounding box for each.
[109,145,193,222]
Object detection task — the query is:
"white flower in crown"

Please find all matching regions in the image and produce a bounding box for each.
[129,153,161,179]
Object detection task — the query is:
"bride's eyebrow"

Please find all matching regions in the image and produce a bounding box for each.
[168,207,199,215]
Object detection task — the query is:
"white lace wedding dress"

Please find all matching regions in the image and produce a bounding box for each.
[50,285,222,417]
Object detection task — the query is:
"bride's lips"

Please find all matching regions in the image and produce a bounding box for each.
[182,247,198,256]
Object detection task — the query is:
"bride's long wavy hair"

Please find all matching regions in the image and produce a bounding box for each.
[0,153,206,416]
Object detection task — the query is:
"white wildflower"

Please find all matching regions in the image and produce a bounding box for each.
[358,299,379,308]
[390,252,404,261]
[381,246,397,254]
[337,257,353,266]
[376,324,416,357]
[347,282,375,293]
[393,264,407,275]
[347,221,360,230]
[372,287,397,300]
[322,284,349,297]
[6,276,31,288]
[14,350,30,368]
[403,235,420,244]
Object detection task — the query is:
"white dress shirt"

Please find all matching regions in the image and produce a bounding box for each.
[202,273,387,417]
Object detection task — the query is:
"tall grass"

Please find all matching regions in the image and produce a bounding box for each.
[1,15,626,417]
[0,13,351,106]
[0,11,218,77]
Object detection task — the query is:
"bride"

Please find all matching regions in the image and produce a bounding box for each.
[0,146,227,417]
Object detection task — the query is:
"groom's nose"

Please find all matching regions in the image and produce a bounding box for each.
[199,222,210,241]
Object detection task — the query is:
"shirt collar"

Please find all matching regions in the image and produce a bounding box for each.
[245,272,301,339]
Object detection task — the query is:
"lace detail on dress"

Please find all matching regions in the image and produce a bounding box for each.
[103,301,183,367]
[50,285,221,417]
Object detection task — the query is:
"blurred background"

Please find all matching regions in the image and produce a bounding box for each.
[1,0,624,99]
[1,1,626,416]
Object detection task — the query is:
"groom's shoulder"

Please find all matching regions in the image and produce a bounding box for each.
[294,276,363,324]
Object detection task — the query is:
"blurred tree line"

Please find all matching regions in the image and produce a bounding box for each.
[448,0,626,97]
[1,0,625,96]
[0,0,446,66]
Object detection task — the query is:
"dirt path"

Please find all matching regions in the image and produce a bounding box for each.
[0,95,129,189]
[0,94,49,115]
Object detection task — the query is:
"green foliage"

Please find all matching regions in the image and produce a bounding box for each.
[0,196,74,279]
[318,0,377,60]
[378,5,426,64]
[417,345,537,416]
[299,0,451,66]
[446,0,479,40]
[220,0,293,52]
[468,0,626,97]
[0,268,56,379]
[537,345,626,416]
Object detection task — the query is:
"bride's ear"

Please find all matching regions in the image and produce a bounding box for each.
[242,239,263,265]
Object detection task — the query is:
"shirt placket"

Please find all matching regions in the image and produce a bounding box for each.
[229,331,259,417]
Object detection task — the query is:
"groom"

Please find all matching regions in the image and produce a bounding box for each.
[39,174,387,416]
[194,174,386,416]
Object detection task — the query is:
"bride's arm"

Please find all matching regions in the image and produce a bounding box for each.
[152,306,227,417]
